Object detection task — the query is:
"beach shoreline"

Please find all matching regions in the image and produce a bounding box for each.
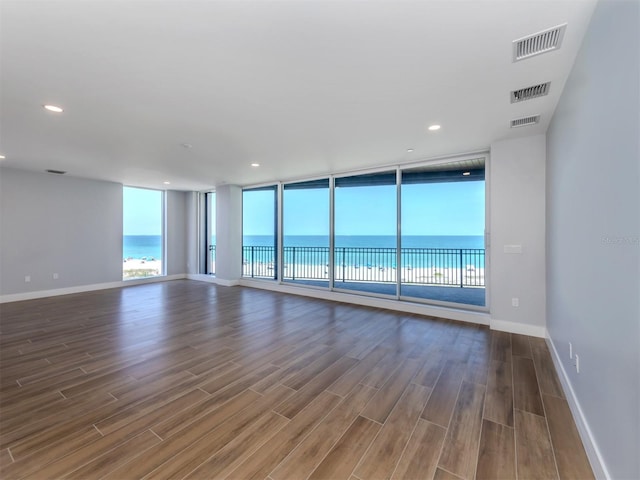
[242,262,485,286]
[123,258,161,278]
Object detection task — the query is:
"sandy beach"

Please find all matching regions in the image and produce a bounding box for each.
[244,262,485,286]
[123,258,162,279]
[123,258,484,287]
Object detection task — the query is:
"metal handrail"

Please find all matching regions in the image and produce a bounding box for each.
[208,245,216,275]
[241,245,485,287]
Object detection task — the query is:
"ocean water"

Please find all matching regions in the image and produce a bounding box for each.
[125,235,485,268]
[240,235,485,269]
[123,235,162,260]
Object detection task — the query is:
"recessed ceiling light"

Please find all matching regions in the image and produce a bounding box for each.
[251,163,260,167]
[43,105,64,113]
[428,124,441,131]
[462,171,471,176]
[0,155,5,159]
[164,181,171,185]
[181,143,193,149]
[407,148,414,153]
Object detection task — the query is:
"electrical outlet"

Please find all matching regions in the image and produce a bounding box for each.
[569,342,573,359]
[575,354,580,373]
[511,297,519,307]
[24,275,31,283]
[53,273,59,280]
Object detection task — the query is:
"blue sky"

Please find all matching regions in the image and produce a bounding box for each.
[243,190,277,236]
[284,188,329,236]
[123,182,485,237]
[244,181,485,236]
[401,181,485,235]
[123,187,163,235]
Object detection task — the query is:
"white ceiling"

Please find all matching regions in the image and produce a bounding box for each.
[0,0,596,191]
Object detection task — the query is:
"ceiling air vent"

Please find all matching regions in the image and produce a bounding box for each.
[46,169,66,175]
[511,82,551,103]
[510,115,540,128]
[513,23,567,62]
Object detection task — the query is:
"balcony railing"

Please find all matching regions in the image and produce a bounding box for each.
[208,245,216,275]
[241,245,485,287]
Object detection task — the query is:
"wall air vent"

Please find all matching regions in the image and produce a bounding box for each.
[511,82,551,103]
[513,23,567,62]
[510,115,540,128]
[46,169,66,174]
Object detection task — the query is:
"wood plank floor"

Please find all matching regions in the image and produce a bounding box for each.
[0,280,594,480]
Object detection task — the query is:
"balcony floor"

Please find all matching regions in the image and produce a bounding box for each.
[280,279,486,307]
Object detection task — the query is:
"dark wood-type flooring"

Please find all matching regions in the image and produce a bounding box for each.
[0,280,594,479]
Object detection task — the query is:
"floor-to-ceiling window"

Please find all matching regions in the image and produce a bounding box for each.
[122,186,164,279]
[400,159,486,306]
[282,179,330,287]
[333,171,398,297]
[242,185,278,279]
[240,156,487,309]
[206,192,216,275]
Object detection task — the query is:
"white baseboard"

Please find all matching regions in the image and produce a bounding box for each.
[545,334,610,480]
[236,278,490,326]
[186,274,240,287]
[489,318,546,338]
[0,274,187,303]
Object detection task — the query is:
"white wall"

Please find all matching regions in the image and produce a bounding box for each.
[215,184,242,283]
[546,0,639,477]
[166,190,188,275]
[0,167,123,294]
[489,135,547,336]
[0,167,191,298]
[185,191,200,275]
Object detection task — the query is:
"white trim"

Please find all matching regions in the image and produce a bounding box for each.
[186,274,240,287]
[489,318,546,337]
[236,278,490,325]
[545,333,610,480]
[0,274,186,304]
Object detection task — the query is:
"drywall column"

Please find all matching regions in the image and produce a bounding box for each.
[489,134,546,336]
[215,184,242,284]
[546,0,639,477]
[185,192,199,275]
[166,190,188,275]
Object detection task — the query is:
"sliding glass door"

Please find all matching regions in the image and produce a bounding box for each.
[283,179,330,287]
[206,192,216,275]
[240,156,487,309]
[242,186,278,280]
[400,160,485,306]
[334,171,397,297]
